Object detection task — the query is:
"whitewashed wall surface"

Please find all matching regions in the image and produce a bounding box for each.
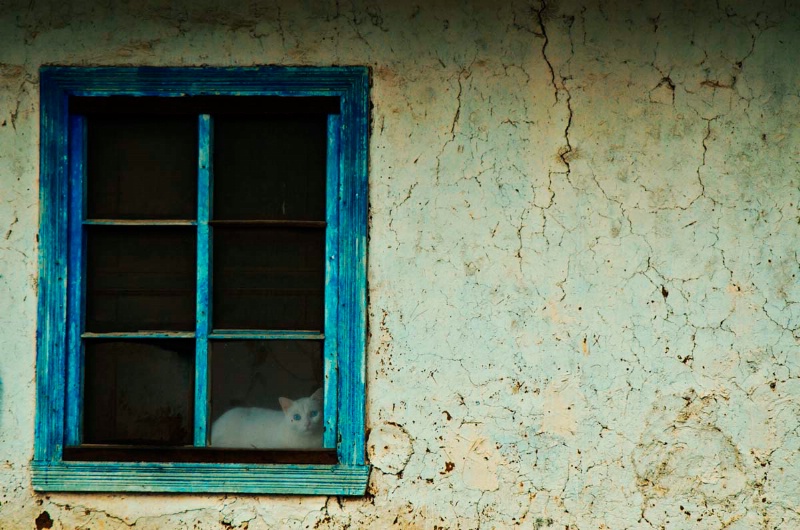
[1,0,799,528]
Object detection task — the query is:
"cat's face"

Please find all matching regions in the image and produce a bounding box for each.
[279,389,324,435]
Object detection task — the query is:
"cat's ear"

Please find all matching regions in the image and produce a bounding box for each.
[279,397,293,413]
[311,388,323,401]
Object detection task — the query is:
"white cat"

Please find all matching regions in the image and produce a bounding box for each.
[210,388,324,449]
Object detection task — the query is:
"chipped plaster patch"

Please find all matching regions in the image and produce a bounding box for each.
[367,422,413,475]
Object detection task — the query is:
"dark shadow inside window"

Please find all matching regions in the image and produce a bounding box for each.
[83,339,194,445]
[212,226,324,331]
[86,116,197,220]
[213,115,327,221]
[85,226,197,332]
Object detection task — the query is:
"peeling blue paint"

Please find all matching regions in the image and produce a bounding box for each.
[35,66,370,495]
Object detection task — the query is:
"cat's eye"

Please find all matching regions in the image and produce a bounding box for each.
[310,411,319,417]
[293,414,302,421]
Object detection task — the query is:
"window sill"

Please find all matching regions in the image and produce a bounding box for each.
[62,445,338,464]
[31,460,370,495]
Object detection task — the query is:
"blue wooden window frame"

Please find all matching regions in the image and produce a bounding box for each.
[34,66,369,494]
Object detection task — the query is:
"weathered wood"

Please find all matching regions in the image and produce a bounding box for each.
[336,68,370,466]
[194,114,212,447]
[43,65,366,97]
[323,114,342,449]
[209,219,326,228]
[35,69,69,462]
[65,115,86,447]
[81,331,196,339]
[32,461,369,495]
[84,219,197,226]
[63,446,338,465]
[208,330,324,340]
[35,65,370,495]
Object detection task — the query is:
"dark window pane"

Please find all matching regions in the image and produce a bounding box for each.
[85,226,196,332]
[213,227,324,330]
[209,340,323,449]
[213,116,327,221]
[86,116,197,220]
[83,340,194,445]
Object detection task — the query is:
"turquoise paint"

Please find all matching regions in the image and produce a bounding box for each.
[35,66,370,495]
[83,220,197,225]
[208,330,324,340]
[35,70,69,462]
[41,66,365,96]
[195,114,212,447]
[323,114,342,449]
[31,461,370,495]
[335,79,370,467]
[80,332,196,339]
[65,115,86,447]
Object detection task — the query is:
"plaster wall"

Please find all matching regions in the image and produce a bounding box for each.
[1,0,799,528]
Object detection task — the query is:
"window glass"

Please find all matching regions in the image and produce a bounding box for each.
[209,340,323,449]
[83,339,194,445]
[86,116,197,220]
[85,226,196,332]
[213,115,327,221]
[212,227,325,331]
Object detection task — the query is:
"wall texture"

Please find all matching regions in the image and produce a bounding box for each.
[1,0,799,528]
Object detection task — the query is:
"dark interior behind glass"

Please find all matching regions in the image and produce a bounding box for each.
[83,339,194,445]
[86,116,197,220]
[78,97,332,455]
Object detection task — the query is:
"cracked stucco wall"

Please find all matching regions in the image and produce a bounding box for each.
[1,0,799,528]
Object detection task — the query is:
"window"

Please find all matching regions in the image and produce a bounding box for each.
[34,67,369,494]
